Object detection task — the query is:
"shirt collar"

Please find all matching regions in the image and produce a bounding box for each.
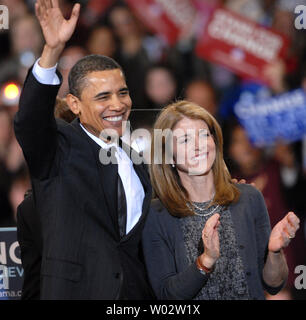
[79,123,118,150]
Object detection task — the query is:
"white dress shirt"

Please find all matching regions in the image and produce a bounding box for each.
[32,59,145,234]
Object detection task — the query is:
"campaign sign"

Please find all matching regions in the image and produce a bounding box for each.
[126,0,198,45]
[196,7,289,84]
[126,0,179,45]
[234,89,306,146]
[0,228,23,300]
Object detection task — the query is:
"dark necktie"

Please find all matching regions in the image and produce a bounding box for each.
[108,146,127,238]
[117,172,127,238]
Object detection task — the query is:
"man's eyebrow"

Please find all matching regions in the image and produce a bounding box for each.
[93,87,129,100]
[94,91,111,100]
[119,87,129,92]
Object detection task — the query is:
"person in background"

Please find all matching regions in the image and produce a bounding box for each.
[142,100,300,300]
[108,4,151,107]
[0,107,13,162]
[0,14,44,84]
[0,107,26,227]
[227,123,306,299]
[57,46,88,98]
[144,64,178,110]
[184,79,219,119]
[86,25,117,58]
[9,167,30,222]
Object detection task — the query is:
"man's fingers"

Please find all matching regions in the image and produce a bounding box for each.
[45,0,52,9]
[39,0,47,12]
[69,3,80,22]
[35,2,42,20]
[51,0,59,8]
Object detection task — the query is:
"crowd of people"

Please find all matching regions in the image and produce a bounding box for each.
[0,0,306,300]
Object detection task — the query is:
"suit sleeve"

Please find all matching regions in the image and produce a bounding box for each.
[142,206,210,300]
[17,196,42,300]
[14,67,62,180]
[252,187,287,295]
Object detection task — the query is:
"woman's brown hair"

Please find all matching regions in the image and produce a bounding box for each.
[150,100,240,217]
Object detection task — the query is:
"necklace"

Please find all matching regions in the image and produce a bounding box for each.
[191,199,213,211]
[187,202,221,217]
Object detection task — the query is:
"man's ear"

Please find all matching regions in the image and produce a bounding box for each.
[66,93,81,116]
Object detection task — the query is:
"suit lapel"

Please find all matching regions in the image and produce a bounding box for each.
[71,119,120,240]
[70,120,152,240]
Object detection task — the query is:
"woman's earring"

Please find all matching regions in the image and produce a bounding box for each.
[171,164,175,168]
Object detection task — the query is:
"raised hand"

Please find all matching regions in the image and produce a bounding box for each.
[199,213,220,269]
[35,0,80,49]
[268,211,300,253]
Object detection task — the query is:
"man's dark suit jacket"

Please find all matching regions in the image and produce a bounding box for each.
[17,191,42,300]
[14,69,154,299]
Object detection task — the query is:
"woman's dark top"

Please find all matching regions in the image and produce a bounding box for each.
[180,203,249,299]
[142,184,286,300]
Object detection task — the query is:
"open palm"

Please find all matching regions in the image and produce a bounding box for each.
[35,0,80,49]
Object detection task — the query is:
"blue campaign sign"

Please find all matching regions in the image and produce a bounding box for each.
[234,89,306,146]
[0,228,23,300]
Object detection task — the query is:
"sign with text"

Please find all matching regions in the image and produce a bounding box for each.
[234,89,306,146]
[0,5,9,30]
[0,228,23,300]
[196,7,289,83]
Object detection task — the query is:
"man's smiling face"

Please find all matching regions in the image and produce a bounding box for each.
[74,68,132,139]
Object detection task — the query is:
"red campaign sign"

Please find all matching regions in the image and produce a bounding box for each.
[195,6,290,83]
[126,0,196,45]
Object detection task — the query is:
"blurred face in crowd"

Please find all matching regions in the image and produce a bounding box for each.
[1,0,27,20]
[9,176,30,219]
[0,110,12,148]
[229,126,262,174]
[272,9,295,40]
[109,6,139,38]
[58,46,87,98]
[87,26,116,57]
[67,69,132,139]
[172,117,216,176]
[146,68,177,106]
[11,15,43,56]
[185,81,217,116]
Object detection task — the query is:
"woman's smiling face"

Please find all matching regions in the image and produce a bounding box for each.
[172,117,216,176]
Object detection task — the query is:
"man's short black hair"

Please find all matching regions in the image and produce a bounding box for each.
[68,54,124,99]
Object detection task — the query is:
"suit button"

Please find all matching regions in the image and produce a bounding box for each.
[239,245,245,249]
[115,272,120,279]
[246,272,251,276]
